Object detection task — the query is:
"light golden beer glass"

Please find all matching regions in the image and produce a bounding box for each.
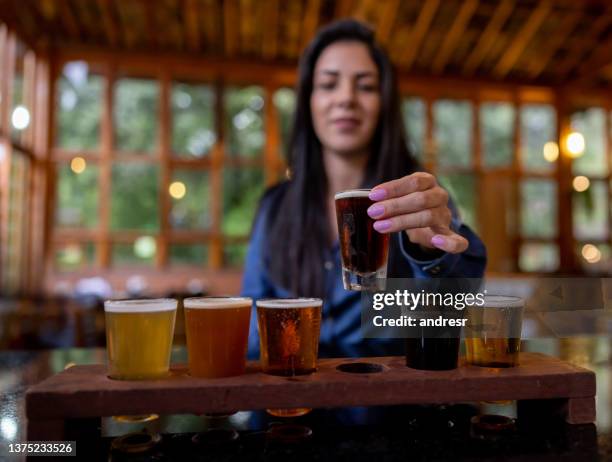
[105,298,177,380]
[257,298,322,417]
[183,297,252,378]
[465,295,524,368]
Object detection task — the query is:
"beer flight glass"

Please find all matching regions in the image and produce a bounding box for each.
[335,189,390,291]
[183,297,252,378]
[465,295,524,368]
[256,298,323,417]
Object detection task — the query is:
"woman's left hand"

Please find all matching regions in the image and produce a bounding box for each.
[367,172,468,254]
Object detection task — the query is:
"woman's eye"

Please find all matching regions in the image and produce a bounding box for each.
[316,81,336,90]
[358,83,377,92]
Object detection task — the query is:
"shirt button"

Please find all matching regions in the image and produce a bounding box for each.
[324,261,333,270]
[429,266,441,275]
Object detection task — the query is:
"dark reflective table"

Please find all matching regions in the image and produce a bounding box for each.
[1,337,610,461]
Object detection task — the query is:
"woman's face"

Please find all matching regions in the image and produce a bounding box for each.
[310,41,381,157]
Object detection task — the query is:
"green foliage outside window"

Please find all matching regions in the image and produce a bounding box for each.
[110,164,160,231]
[434,100,472,168]
[114,78,159,153]
[172,83,215,157]
[481,102,514,168]
[56,164,99,228]
[225,86,265,158]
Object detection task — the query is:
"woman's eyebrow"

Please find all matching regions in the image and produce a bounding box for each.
[316,70,377,78]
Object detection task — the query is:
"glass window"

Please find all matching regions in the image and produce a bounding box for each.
[273,87,295,160]
[224,243,248,267]
[10,40,26,142]
[111,163,159,231]
[577,243,609,270]
[437,173,477,231]
[170,170,211,230]
[55,242,95,271]
[571,108,607,176]
[573,180,607,240]
[224,86,264,158]
[56,62,103,150]
[434,100,472,168]
[114,78,159,153]
[481,102,515,168]
[519,243,559,272]
[520,179,557,238]
[56,162,99,228]
[172,82,215,158]
[402,97,425,159]
[170,244,208,266]
[223,168,265,237]
[520,104,556,172]
[112,238,157,267]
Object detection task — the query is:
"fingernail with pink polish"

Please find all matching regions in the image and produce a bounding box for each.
[431,235,445,247]
[373,220,391,232]
[369,188,387,201]
[367,204,385,218]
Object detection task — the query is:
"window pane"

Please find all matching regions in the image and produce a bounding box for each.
[112,238,156,267]
[434,100,472,168]
[519,243,559,272]
[114,78,159,153]
[56,62,102,150]
[520,104,556,172]
[224,243,247,267]
[223,168,265,237]
[273,87,295,160]
[225,86,264,158]
[10,41,26,142]
[170,170,210,230]
[170,244,208,266]
[55,242,95,272]
[56,162,99,228]
[521,179,557,238]
[437,173,477,231]
[111,164,159,231]
[571,108,607,176]
[402,97,425,159]
[481,102,515,168]
[172,82,215,158]
[573,180,607,240]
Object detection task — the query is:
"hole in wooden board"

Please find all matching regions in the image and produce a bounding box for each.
[336,362,384,374]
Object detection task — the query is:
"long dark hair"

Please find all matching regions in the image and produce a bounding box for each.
[266,19,420,297]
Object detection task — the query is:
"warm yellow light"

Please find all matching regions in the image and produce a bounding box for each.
[70,156,86,174]
[169,181,186,199]
[572,175,590,192]
[566,132,585,158]
[542,141,559,162]
[581,244,601,264]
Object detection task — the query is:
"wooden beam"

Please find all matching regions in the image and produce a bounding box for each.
[375,0,400,48]
[96,0,119,48]
[526,11,581,79]
[400,0,440,70]
[567,37,612,85]
[335,0,354,19]
[157,71,171,268]
[462,0,514,76]
[209,79,224,269]
[261,0,279,60]
[184,0,201,52]
[223,0,239,57]
[201,0,219,52]
[240,0,257,55]
[301,0,322,51]
[492,0,552,79]
[431,0,478,74]
[284,0,303,59]
[98,64,113,268]
[57,0,80,41]
[142,0,158,50]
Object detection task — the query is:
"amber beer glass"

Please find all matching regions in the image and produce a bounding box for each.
[335,189,390,291]
[465,295,524,367]
[257,298,323,417]
[183,297,252,378]
[105,299,177,380]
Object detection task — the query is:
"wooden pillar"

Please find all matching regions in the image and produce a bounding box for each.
[157,72,171,268]
[98,64,114,268]
[263,84,280,186]
[511,90,521,272]
[209,79,224,269]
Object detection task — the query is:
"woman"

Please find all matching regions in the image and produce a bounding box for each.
[242,19,486,357]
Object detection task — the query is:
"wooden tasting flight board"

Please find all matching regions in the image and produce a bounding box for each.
[26,353,595,439]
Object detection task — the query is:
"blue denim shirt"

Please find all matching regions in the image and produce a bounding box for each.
[241,184,487,358]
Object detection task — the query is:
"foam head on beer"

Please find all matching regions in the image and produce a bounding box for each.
[183,296,252,378]
[104,298,177,380]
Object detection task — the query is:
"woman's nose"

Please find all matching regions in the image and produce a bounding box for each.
[335,79,357,106]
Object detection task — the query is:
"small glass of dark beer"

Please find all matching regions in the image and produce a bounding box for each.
[256,298,323,417]
[465,295,524,368]
[335,189,390,291]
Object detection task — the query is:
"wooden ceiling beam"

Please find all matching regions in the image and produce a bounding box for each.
[57,0,81,41]
[142,0,158,50]
[223,0,239,57]
[492,0,552,79]
[184,0,201,52]
[401,0,440,70]
[526,10,581,79]
[240,0,257,55]
[567,37,612,85]
[96,0,119,48]
[375,0,400,48]
[301,0,322,51]
[462,0,514,76]
[431,0,478,74]
[262,0,279,60]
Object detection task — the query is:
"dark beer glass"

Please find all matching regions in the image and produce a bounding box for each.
[335,189,390,291]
